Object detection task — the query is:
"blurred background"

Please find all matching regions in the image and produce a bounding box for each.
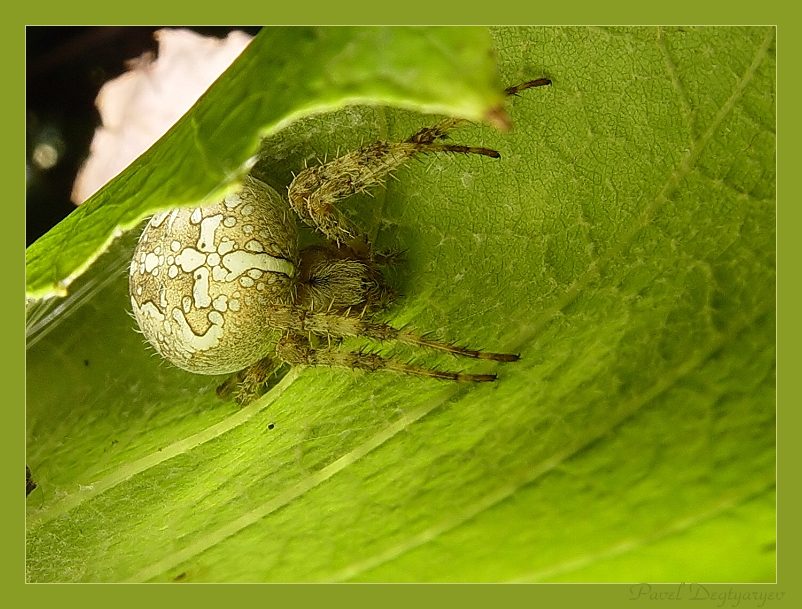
[26,26,261,246]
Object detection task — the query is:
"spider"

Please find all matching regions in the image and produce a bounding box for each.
[129,78,551,405]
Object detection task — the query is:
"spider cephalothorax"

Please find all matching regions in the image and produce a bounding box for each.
[129,78,550,404]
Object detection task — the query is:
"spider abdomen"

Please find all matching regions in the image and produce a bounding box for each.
[129,176,298,374]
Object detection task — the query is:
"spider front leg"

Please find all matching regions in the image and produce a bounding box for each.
[287,140,498,247]
[269,305,518,372]
[275,334,498,383]
[287,78,552,246]
[295,309,519,362]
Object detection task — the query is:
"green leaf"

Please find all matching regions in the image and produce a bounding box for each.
[26,26,775,583]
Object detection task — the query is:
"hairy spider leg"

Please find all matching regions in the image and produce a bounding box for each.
[304,310,519,362]
[286,140,497,246]
[268,306,519,362]
[287,78,552,246]
[275,335,498,383]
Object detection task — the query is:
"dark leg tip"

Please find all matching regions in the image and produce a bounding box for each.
[504,78,552,96]
[467,146,500,159]
[481,352,520,362]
